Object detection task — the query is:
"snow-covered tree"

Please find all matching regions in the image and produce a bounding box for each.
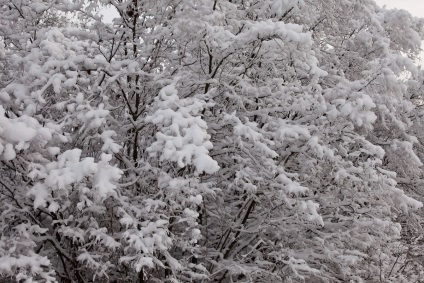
[1,0,424,282]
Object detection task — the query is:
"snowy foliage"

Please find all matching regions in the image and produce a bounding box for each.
[1,0,424,282]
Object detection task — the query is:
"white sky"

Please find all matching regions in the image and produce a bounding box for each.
[374,0,424,18]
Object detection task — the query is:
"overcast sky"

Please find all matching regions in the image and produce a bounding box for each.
[374,0,424,18]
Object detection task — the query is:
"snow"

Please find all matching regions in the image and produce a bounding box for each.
[48,147,60,156]
[1,122,37,143]
[93,153,122,202]
[3,143,16,161]
[146,83,219,174]
[100,130,122,153]
[2,0,424,282]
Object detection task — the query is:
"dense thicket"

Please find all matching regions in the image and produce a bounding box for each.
[1,0,424,282]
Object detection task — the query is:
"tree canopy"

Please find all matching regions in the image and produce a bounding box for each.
[1,0,424,282]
